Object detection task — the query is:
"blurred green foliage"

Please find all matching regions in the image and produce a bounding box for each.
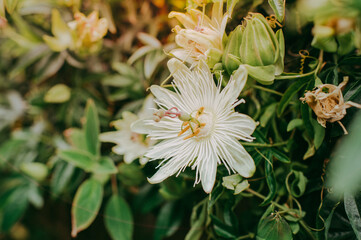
[0,0,361,240]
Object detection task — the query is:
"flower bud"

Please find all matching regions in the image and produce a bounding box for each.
[240,13,280,67]
[222,26,243,75]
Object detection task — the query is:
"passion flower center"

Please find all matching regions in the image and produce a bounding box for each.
[178,107,214,140]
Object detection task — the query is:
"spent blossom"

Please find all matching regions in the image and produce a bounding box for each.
[300,77,361,134]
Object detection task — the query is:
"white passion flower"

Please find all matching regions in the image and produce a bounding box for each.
[131,58,257,193]
[99,96,156,165]
[169,1,228,66]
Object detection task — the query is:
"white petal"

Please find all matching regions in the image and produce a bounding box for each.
[150,85,188,111]
[200,141,218,193]
[148,154,190,183]
[99,131,123,143]
[124,152,138,164]
[170,48,197,65]
[217,137,255,178]
[167,58,193,82]
[131,118,153,134]
[112,145,125,155]
[217,113,256,141]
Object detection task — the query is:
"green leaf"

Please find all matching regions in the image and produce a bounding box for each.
[66,128,88,151]
[71,179,103,237]
[277,77,311,117]
[261,151,277,206]
[58,149,96,171]
[222,26,242,74]
[260,103,277,127]
[311,119,325,150]
[104,194,133,240]
[102,75,133,87]
[159,177,186,200]
[144,50,166,79]
[344,192,361,239]
[287,119,303,132]
[118,163,144,186]
[92,157,117,175]
[51,161,76,197]
[302,132,315,160]
[19,162,48,181]
[185,201,206,240]
[268,0,285,22]
[257,213,293,240]
[0,187,28,232]
[211,214,238,239]
[44,84,71,103]
[84,99,100,157]
[244,64,276,85]
[271,148,290,163]
[154,202,184,240]
[209,181,224,210]
[227,0,240,16]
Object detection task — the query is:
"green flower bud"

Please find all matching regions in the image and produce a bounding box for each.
[240,13,280,67]
[222,26,243,75]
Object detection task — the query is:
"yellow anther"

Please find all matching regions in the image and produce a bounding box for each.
[184,128,201,140]
[177,107,206,140]
[178,124,190,136]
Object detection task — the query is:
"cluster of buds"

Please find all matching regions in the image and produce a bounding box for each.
[43,9,108,56]
[300,77,361,134]
[222,13,285,85]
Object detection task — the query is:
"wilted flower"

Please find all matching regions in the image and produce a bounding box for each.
[300,77,361,134]
[99,96,156,165]
[168,2,228,67]
[43,10,108,55]
[131,58,256,193]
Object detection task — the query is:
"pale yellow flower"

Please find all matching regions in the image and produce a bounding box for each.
[43,10,108,55]
[169,2,228,66]
[68,11,108,51]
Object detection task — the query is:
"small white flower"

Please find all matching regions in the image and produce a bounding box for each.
[100,96,156,165]
[132,59,256,193]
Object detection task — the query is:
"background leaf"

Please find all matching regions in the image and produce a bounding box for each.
[84,99,100,157]
[104,194,133,240]
[71,179,103,237]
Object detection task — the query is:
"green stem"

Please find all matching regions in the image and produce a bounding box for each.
[241,141,288,148]
[252,85,283,96]
[274,71,315,80]
[246,188,290,212]
[237,233,255,239]
[300,219,317,240]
